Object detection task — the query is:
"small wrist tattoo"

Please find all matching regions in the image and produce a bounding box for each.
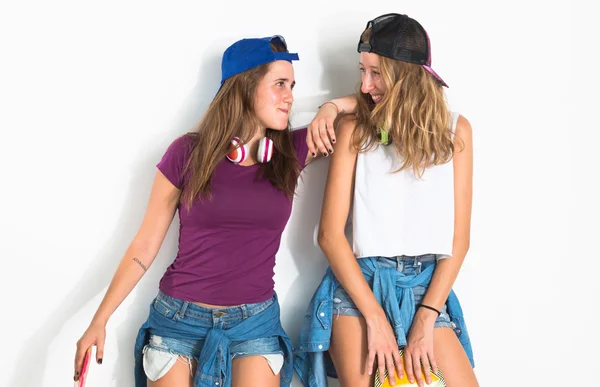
[133,257,147,272]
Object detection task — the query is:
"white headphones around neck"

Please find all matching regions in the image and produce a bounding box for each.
[226,137,274,164]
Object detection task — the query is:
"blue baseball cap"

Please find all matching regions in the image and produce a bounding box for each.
[220,35,299,84]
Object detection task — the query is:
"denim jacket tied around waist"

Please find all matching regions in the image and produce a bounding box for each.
[134,293,293,387]
[294,257,474,387]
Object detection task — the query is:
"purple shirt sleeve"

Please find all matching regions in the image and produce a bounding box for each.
[292,127,309,169]
[156,135,194,189]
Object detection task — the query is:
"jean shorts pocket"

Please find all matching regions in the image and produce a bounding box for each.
[152,297,178,319]
[142,346,179,382]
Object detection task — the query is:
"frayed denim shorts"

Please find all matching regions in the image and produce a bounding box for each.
[142,291,284,382]
[332,254,454,329]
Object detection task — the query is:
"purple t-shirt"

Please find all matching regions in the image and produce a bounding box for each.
[156,128,309,305]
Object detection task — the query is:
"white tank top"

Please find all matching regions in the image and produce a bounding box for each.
[352,112,459,259]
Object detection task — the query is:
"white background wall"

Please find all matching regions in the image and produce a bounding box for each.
[0,1,597,386]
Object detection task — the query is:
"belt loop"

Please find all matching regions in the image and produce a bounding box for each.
[241,304,248,320]
[177,301,189,319]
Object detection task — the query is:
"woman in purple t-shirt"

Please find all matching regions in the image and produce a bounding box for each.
[73,35,334,387]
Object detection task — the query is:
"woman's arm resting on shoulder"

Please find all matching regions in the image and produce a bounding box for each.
[404,115,473,385]
[306,94,358,162]
[74,170,180,380]
[317,117,403,383]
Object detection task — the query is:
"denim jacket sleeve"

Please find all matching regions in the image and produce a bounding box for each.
[294,269,335,387]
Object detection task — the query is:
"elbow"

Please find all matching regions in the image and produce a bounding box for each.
[131,238,152,254]
[317,228,339,251]
[460,237,470,253]
[130,238,159,261]
[463,236,471,253]
[317,229,328,249]
[452,238,470,258]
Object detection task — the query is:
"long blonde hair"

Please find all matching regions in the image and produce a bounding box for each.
[354,31,458,177]
[180,42,300,209]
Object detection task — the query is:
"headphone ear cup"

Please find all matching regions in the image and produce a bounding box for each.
[226,137,248,163]
[257,137,273,163]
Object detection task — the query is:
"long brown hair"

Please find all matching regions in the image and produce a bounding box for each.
[354,29,459,178]
[180,42,300,209]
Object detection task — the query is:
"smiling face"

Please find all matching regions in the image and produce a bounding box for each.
[254,60,295,131]
[359,52,387,104]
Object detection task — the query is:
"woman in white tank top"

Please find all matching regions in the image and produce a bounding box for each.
[297,14,478,387]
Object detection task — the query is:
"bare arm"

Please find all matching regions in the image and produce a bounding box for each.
[318,119,379,317]
[90,170,181,325]
[318,118,403,380]
[74,170,180,378]
[402,115,473,384]
[417,115,473,322]
[306,94,358,162]
[324,94,358,115]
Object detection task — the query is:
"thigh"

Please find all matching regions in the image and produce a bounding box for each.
[433,328,479,387]
[147,356,197,387]
[329,315,375,387]
[231,355,280,387]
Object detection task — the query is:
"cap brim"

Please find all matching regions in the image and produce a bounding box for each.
[272,52,299,62]
[423,65,448,88]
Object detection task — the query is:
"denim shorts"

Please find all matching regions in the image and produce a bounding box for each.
[142,291,284,381]
[332,254,454,329]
